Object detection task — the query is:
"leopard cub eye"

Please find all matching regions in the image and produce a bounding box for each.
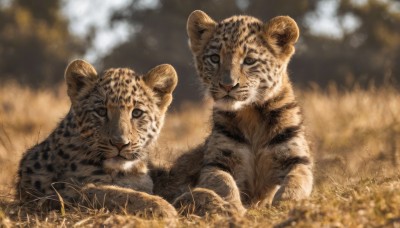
[96,108,107,117]
[132,109,144,119]
[243,57,257,65]
[209,54,220,64]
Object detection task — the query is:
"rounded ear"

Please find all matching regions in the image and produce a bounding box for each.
[264,16,299,58]
[65,59,97,101]
[187,10,217,54]
[143,64,178,112]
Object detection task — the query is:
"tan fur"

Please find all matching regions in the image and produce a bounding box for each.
[17,60,178,219]
[153,11,313,216]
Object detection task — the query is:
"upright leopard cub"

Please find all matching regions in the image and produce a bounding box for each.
[154,11,313,216]
[17,60,178,218]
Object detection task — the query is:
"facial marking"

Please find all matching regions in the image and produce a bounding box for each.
[194,15,286,111]
[77,68,161,163]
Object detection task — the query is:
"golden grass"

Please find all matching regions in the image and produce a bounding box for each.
[0,82,399,227]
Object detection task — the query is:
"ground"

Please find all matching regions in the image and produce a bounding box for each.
[0,82,399,227]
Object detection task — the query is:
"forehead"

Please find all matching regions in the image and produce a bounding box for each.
[210,16,264,50]
[97,68,151,106]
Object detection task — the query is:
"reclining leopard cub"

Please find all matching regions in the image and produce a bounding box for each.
[17,60,178,218]
[153,10,313,216]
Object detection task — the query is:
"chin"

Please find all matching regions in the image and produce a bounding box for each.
[103,157,147,174]
[214,98,248,111]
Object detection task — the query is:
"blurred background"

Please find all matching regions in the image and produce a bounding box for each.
[0,3,400,224]
[0,0,399,198]
[1,1,400,226]
[1,0,399,104]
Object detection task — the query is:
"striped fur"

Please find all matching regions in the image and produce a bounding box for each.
[154,11,313,216]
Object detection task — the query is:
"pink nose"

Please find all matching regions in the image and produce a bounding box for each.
[110,138,130,151]
[219,83,239,92]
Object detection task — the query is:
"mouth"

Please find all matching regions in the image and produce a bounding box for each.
[104,153,139,162]
[218,94,236,101]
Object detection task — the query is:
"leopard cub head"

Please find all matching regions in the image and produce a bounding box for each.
[65,60,177,172]
[187,10,299,111]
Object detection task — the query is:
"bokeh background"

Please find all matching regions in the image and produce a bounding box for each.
[1,0,400,226]
[1,0,400,104]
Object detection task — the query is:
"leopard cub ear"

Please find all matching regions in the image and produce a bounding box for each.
[264,16,299,58]
[143,64,178,112]
[187,10,217,54]
[65,59,97,102]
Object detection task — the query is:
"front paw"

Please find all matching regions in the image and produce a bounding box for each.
[173,188,245,217]
[272,185,310,205]
[128,195,178,219]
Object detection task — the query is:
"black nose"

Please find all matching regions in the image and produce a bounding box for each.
[219,82,239,92]
[110,137,130,151]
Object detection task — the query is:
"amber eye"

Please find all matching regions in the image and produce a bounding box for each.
[209,54,220,64]
[132,109,144,119]
[96,108,107,117]
[243,57,257,65]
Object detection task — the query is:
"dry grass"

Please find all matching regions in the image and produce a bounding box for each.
[0,82,399,227]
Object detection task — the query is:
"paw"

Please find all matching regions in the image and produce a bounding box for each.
[81,184,177,219]
[272,185,311,205]
[173,188,245,217]
[132,196,178,219]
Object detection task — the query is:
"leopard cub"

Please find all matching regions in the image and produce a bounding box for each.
[17,60,178,218]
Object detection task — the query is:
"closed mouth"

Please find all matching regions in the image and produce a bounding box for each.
[221,95,235,100]
[105,154,135,161]
[116,155,128,160]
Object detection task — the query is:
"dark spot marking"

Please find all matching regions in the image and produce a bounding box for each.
[63,130,71,137]
[80,159,95,165]
[67,144,79,150]
[62,153,70,160]
[70,163,77,171]
[26,167,34,174]
[268,126,302,146]
[92,169,106,175]
[46,164,54,172]
[57,149,71,160]
[42,151,49,160]
[34,180,41,191]
[34,162,41,170]
[58,149,64,157]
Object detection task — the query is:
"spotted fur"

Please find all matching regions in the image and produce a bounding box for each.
[17,60,178,218]
[153,11,313,215]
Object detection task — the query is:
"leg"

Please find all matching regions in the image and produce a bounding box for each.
[272,164,313,205]
[173,188,233,217]
[173,167,246,216]
[81,184,177,219]
[256,138,313,207]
